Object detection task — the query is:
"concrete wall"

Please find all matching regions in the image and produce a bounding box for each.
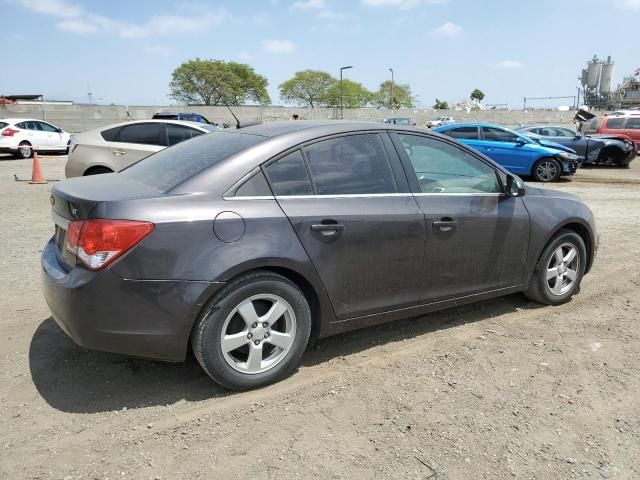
[0,103,581,133]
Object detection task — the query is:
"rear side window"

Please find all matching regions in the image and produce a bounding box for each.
[626,117,640,129]
[303,134,397,195]
[444,126,479,140]
[264,150,313,196]
[101,126,122,141]
[606,118,626,129]
[119,123,164,145]
[17,121,41,130]
[122,132,264,192]
[167,124,201,146]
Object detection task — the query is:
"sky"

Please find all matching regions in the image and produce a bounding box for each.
[2,0,640,108]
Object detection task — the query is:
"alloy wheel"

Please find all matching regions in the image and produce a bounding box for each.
[546,242,579,296]
[536,161,558,182]
[220,294,296,374]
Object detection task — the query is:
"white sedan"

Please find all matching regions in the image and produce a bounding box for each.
[0,118,71,158]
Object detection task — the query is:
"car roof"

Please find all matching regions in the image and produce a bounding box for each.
[236,120,426,137]
[0,118,51,123]
[97,119,214,131]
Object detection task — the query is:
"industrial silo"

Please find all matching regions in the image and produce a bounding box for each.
[586,55,602,89]
[600,56,615,95]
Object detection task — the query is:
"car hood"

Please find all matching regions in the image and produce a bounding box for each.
[533,139,577,154]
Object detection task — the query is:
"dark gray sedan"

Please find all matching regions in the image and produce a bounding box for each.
[516,125,636,167]
[42,121,598,391]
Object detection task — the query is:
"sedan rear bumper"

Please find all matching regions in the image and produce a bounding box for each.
[41,237,223,361]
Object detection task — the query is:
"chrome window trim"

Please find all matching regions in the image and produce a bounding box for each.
[223,195,275,201]
[225,192,507,200]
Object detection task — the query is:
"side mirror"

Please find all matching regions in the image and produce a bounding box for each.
[56,128,63,133]
[506,175,526,197]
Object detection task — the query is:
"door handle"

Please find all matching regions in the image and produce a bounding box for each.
[112,150,126,156]
[484,147,494,151]
[310,222,344,237]
[432,217,457,232]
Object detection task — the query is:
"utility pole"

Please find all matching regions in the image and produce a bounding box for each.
[389,68,394,110]
[340,65,353,120]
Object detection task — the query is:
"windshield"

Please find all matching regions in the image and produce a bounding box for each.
[122,131,265,192]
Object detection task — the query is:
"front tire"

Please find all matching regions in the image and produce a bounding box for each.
[524,229,586,305]
[191,271,312,391]
[532,157,561,182]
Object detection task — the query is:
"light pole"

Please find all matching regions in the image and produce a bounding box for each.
[389,68,395,110]
[340,65,353,119]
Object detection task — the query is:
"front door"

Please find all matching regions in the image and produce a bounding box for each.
[480,126,535,176]
[264,133,426,320]
[391,132,531,301]
[38,121,63,149]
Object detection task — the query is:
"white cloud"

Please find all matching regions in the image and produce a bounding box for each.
[262,39,297,53]
[496,60,524,69]
[143,45,175,56]
[238,51,255,61]
[431,21,463,37]
[291,0,325,8]
[615,0,640,8]
[361,0,446,8]
[18,0,227,38]
[19,0,81,18]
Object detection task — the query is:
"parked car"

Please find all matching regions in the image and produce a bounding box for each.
[42,121,597,391]
[434,123,581,182]
[383,117,414,126]
[152,111,211,124]
[580,115,640,151]
[65,120,219,177]
[516,125,636,167]
[0,118,70,158]
[426,116,455,128]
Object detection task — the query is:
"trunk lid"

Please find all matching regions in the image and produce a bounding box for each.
[50,173,163,270]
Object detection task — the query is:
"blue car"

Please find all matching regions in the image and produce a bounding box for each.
[433,123,580,182]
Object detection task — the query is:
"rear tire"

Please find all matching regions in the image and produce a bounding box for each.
[524,229,586,305]
[191,271,312,391]
[532,157,561,182]
[16,142,33,159]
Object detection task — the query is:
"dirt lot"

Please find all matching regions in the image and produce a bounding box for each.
[1,154,639,480]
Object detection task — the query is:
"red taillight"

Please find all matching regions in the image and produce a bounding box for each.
[65,219,154,270]
[2,127,18,137]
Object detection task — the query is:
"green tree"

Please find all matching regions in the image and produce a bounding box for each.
[470,88,485,102]
[169,59,270,106]
[279,70,336,108]
[372,81,414,109]
[325,79,372,108]
[433,98,449,109]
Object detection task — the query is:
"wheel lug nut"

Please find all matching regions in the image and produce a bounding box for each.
[262,322,268,327]
[251,323,257,328]
[254,340,260,345]
[247,333,253,339]
[264,332,270,338]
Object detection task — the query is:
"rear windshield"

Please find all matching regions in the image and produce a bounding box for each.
[121,131,265,192]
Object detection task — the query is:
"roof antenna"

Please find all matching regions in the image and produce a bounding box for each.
[212,86,261,129]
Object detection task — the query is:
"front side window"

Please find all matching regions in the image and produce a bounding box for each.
[606,118,626,129]
[118,123,164,145]
[482,126,520,143]
[264,150,313,196]
[38,122,58,132]
[398,134,501,194]
[167,124,201,146]
[303,134,397,195]
[444,126,479,140]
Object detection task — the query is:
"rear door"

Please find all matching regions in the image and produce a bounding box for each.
[623,117,640,147]
[391,132,530,301]
[265,132,426,320]
[17,121,48,150]
[104,122,166,170]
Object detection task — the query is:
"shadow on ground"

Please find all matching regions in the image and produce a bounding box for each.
[30,293,541,414]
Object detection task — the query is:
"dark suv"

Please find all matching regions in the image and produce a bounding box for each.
[42,121,597,391]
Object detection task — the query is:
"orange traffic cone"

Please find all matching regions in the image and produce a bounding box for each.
[29,150,47,184]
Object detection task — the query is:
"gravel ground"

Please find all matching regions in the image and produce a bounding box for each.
[1,154,639,480]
